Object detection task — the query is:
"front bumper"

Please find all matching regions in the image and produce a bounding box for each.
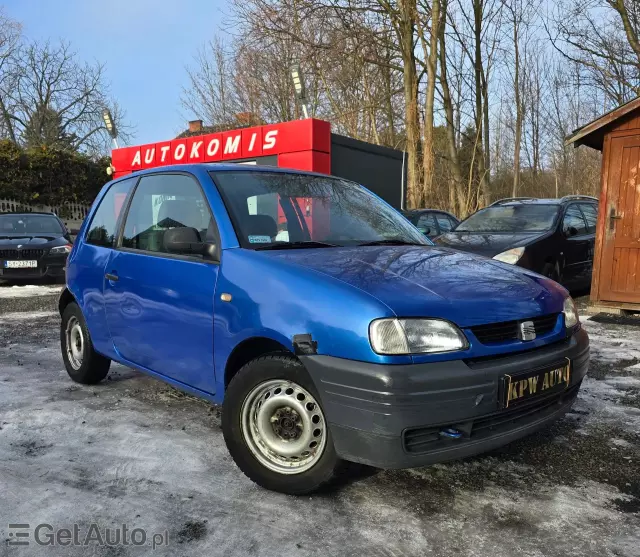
[301,327,589,469]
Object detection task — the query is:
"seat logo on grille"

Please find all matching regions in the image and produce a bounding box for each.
[518,320,536,341]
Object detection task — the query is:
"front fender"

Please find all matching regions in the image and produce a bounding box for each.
[212,249,410,388]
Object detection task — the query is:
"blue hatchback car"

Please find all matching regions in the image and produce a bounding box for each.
[60,164,589,494]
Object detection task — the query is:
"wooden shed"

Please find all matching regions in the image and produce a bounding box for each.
[566,97,640,312]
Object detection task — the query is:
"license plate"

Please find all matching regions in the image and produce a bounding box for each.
[502,359,571,408]
[4,260,38,269]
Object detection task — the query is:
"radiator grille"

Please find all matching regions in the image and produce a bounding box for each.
[0,248,47,260]
[470,313,559,344]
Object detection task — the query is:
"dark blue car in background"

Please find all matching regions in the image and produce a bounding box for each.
[59,164,589,494]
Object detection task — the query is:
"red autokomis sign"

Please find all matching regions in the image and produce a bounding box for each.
[111,119,331,175]
[130,129,278,167]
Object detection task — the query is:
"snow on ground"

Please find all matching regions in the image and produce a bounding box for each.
[582,318,640,365]
[0,293,638,557]
[0,310,58,320]
[0,284,63,298]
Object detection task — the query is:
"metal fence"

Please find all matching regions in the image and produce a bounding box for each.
[0,199,91,233]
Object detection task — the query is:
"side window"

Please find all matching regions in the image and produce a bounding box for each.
[416,213,437,236]
[563,205,588,236]
[86,178,136,247]
[435,214,454,233]
[121,174,213,254]
[579,203,598,234]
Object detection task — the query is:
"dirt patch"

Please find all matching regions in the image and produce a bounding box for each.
[613,497,640,514]
[176,519,208,543]
[620,387,640,409]
[588,359,640,380]
[492,420,640,500]
[13,440,53,457]
[589,313,640,327]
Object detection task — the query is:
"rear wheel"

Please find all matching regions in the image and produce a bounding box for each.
[61,302,111,384]
[222,354,346,494]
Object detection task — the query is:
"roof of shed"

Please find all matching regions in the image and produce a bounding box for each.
[565,96,640,151]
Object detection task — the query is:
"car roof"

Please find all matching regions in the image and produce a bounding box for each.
[489,196,597,207]
[118,163,336,180]
[402,208,458,217]
[0,211,59,216]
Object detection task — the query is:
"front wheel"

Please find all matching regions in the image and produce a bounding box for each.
[222,354,346,494]
[61,302,111,384]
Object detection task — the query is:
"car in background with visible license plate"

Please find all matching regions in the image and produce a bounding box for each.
[0,212,72,284]
[59,165,589,495]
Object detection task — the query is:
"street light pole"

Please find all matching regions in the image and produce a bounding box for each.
[290,63,310,119]
[102,108,119,148]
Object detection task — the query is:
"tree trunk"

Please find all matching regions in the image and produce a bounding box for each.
[422,0,441,205]
[438,3,465,215]
[512,22,522,198]
[473,0,489,206]
[398,0,422,208]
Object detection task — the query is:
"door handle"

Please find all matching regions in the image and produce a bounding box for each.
[609,208,622,230]
[105,272,119,282]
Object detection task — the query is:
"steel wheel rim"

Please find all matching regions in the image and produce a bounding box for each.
[65,316,84,370]
[240,379,327,474]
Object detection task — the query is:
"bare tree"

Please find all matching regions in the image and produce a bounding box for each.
[552,0,640,105]
[502,0,539,197]
[0,40,129,154]
[0,10,21,142]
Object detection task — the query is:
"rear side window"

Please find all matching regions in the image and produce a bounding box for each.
[416,213,437,235]
[579,203,598,234]
[121,173,213,254]
[563,206,588,236]
[435,214,454,233]
[86,178,136,247]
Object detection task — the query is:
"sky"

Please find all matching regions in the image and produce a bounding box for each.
[6,0,227,146]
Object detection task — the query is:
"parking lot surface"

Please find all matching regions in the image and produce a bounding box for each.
[0,285,638,557]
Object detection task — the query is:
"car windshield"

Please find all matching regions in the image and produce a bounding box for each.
[456,205,560,233]
[0,214,63,234]
[211,171,430,249]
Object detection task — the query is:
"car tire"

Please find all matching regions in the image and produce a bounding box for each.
[222,354,347,495]
[61,302,111,385]
[542,263,559,282]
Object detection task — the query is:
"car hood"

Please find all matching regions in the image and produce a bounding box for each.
[434,231,546,257]
[258,245,565,327]
[0,234,65,247]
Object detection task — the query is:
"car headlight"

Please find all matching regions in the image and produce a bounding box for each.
[563,297,579,328]
[50,245,72,255]
[369,318,469,355]
[492,247,524,265]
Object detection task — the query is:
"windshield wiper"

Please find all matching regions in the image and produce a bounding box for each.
[357,239,426,247]
[254,241,339,251]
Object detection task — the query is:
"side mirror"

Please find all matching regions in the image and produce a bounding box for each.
[163,227,218,260]
[566,226,578,237]
[418,227,431,236]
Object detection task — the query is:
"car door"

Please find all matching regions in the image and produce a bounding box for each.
[103,172,220,394]
[69,177,137,357]
[578,202,598,284]
[561,204,591,286]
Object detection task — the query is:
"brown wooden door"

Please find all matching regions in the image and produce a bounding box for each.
[599,134,640,303]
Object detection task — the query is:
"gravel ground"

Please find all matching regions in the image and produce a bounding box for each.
[0,285,639,557]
